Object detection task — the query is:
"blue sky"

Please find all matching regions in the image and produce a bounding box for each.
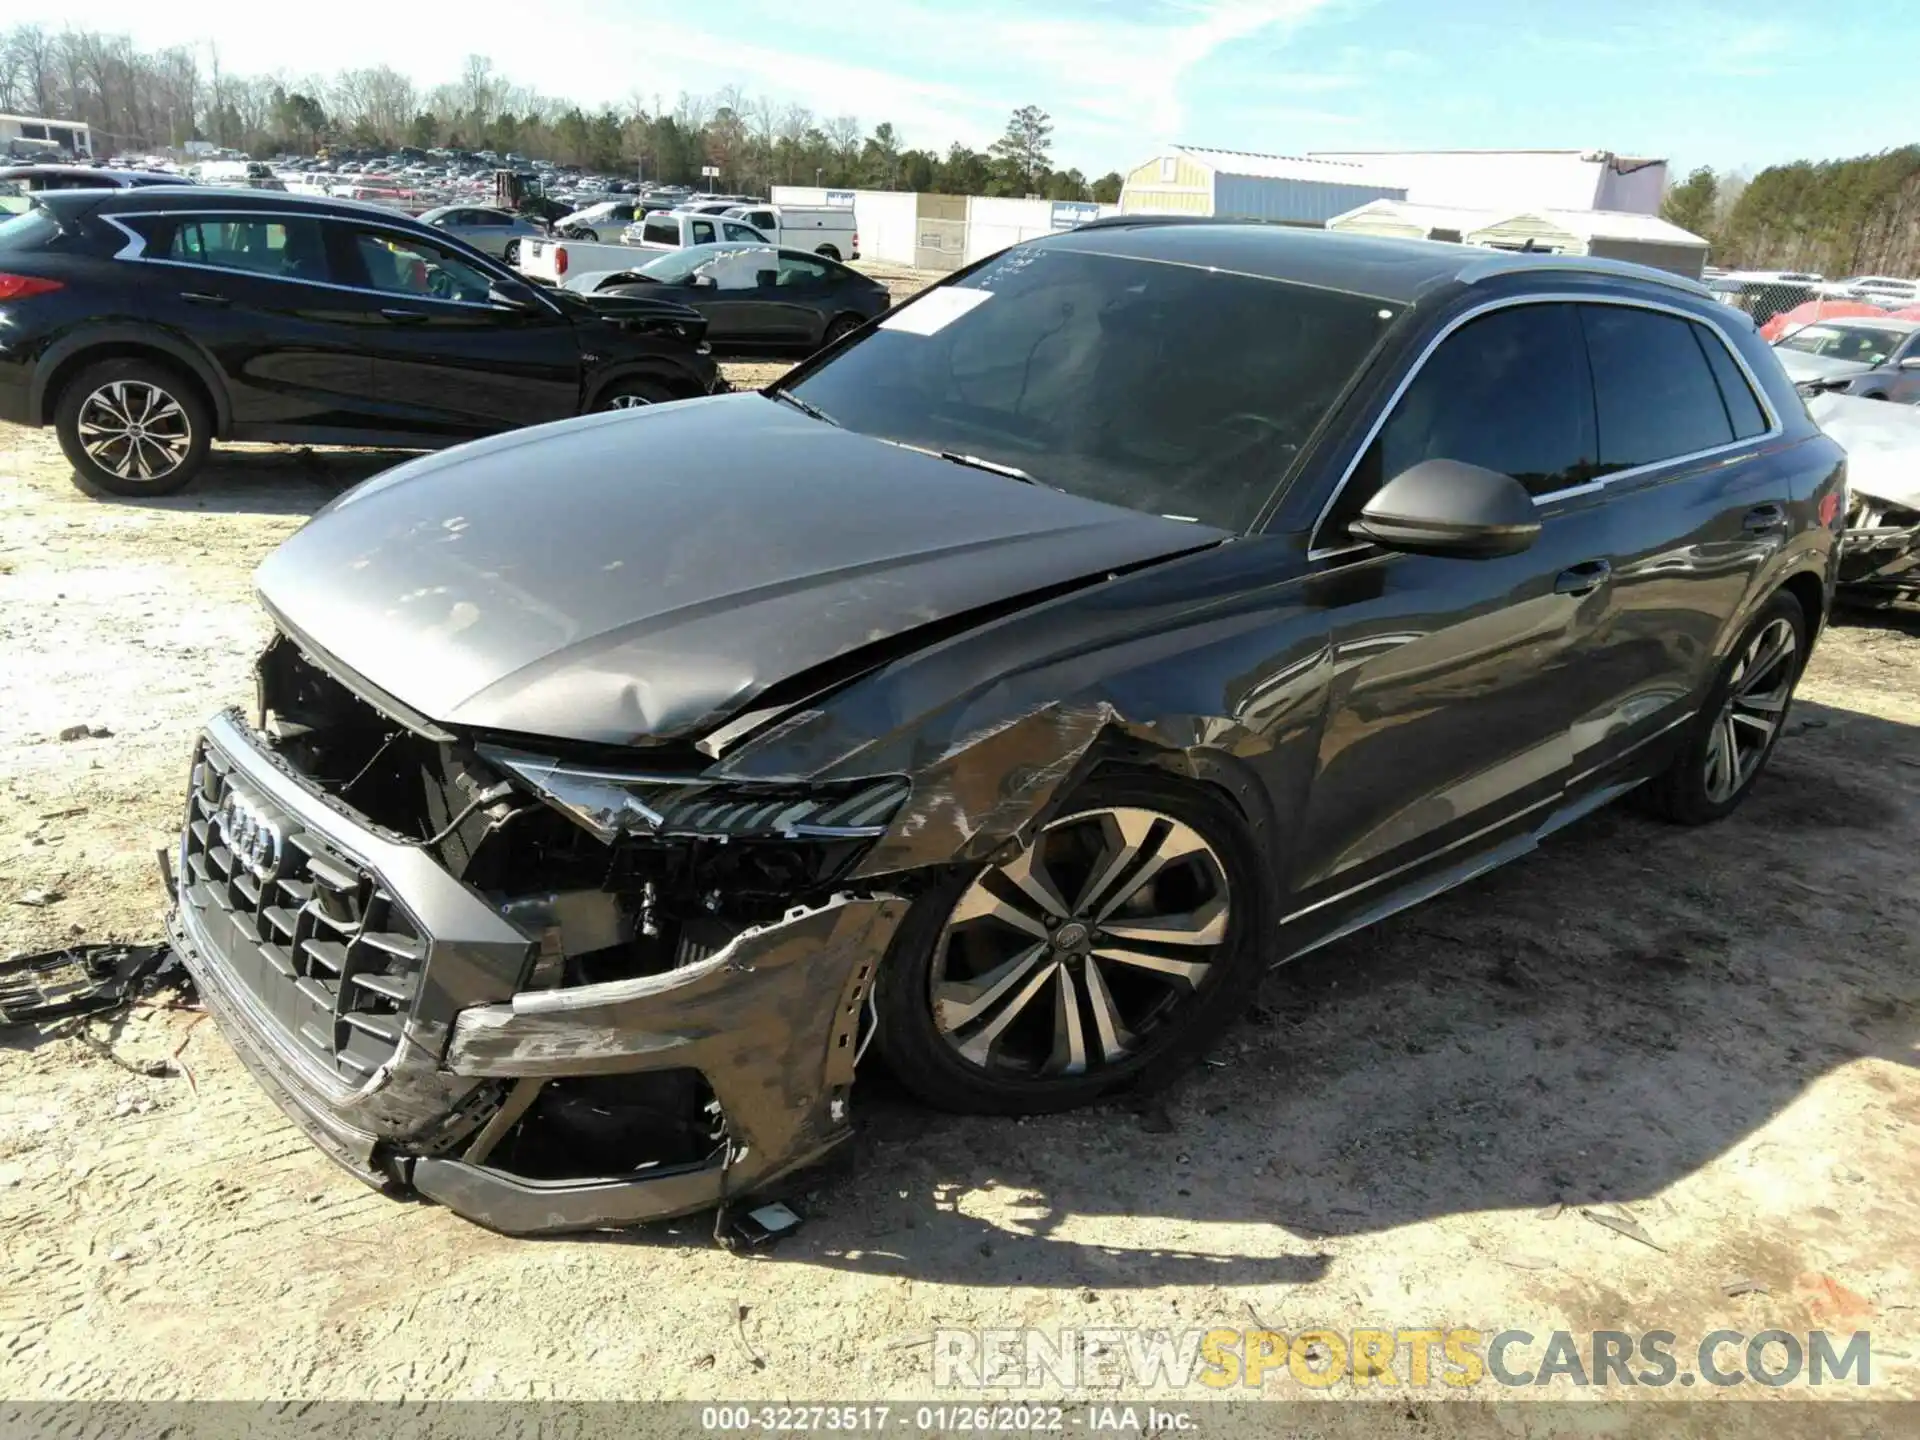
[47,0,1902,177]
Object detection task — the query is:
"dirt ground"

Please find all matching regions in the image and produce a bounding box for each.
[3,303,1919,1417]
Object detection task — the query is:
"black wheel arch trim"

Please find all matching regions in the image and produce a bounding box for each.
[33,323,233,436]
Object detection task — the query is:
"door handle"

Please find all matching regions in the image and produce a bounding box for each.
[1742,503,1788,533]
[1554,559,1612,595]
[379,308,428,323]
[178,290,230,307]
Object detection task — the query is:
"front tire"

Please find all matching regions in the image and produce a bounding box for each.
[55,359,211,498]
[595,379,674,410]
[1641,588,1808,824]
[873,771,1273,1114]
[577,228,598,242]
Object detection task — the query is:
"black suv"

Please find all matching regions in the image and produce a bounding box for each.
[0,189,722,494]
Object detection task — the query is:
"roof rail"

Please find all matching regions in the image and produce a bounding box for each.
[1454,251,1711,297]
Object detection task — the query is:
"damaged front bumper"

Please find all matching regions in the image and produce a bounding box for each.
[1840,509,1920,598]
[168,709,907,1235]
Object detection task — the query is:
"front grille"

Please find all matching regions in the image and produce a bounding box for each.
[182,740,428,1083]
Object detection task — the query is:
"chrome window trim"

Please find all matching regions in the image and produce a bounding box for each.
[1305,291,1786,561]
[99,208,560,316]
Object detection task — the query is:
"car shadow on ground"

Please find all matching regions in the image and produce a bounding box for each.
[718,698,1919,1290]
[69,445,416,517]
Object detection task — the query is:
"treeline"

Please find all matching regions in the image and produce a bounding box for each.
[1663,146,1920,276]
[0,26,1124,201]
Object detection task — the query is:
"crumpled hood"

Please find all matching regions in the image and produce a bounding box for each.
[256,394,1223,746]
[1808,390,1920,509]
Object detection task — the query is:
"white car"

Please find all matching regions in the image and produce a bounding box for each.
[1816,275,1920,308]
[554,199,656,241]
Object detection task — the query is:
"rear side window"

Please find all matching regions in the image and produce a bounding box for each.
[135,215,329,281]
[1580,305,1735,472]
[1693,325,1770,440]
[641,214,678,245]
[1332,303,1596,534]
[691,219,717,244]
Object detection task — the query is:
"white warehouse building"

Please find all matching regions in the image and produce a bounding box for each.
[1306,149,1670,216]
[1119,145,1406,223]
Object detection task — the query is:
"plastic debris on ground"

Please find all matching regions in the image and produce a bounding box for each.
[0,943,174,1028]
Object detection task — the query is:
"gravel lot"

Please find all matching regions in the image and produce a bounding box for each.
[3,288,1918,1416]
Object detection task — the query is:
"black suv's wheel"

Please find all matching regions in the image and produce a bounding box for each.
[873,772,1272,1114]
[1641,588,1809,824]
[596,379,675,410]
[55,359,211,497]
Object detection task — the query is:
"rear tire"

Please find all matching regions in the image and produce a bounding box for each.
[1640,589,1808,825]
[503,238,522,265]
[873,771,1274,1114]
[54,358,211,498]
[815,245,841,261]
[819,315,863,350]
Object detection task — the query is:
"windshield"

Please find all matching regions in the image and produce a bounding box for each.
[785,245,1398,531]
[1777,324,1906,365]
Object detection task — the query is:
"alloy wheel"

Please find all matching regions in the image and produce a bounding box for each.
[604,393,653,410]
[1703,616,1798,803]
[76,380,192,484]
[928,806,1232,1079]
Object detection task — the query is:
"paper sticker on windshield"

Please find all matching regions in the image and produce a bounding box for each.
[880,287,993,335]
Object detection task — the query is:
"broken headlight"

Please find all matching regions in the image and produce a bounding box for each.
[479,745,908,844]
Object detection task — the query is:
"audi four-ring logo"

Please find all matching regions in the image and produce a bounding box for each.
[215,790,285,879]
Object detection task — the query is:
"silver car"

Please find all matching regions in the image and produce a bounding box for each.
[1774,317,1920,403]
[416,205,547,262]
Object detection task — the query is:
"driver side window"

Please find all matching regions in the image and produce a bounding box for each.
[350,230,494,304]
[1323,303,1597,542]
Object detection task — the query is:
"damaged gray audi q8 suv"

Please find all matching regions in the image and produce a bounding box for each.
[168,220,1845,1234]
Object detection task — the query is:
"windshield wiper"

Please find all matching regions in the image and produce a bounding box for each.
[768,389,839,427]
[937,450,1048,487]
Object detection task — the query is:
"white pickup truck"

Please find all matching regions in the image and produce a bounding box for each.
[515,235,654,285]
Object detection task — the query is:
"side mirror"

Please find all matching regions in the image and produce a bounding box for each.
[1349,459,1542,559]
[1898,356,1920,370]
[488,280,536,310]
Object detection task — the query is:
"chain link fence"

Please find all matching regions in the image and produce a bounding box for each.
[1705,273,1920,346]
